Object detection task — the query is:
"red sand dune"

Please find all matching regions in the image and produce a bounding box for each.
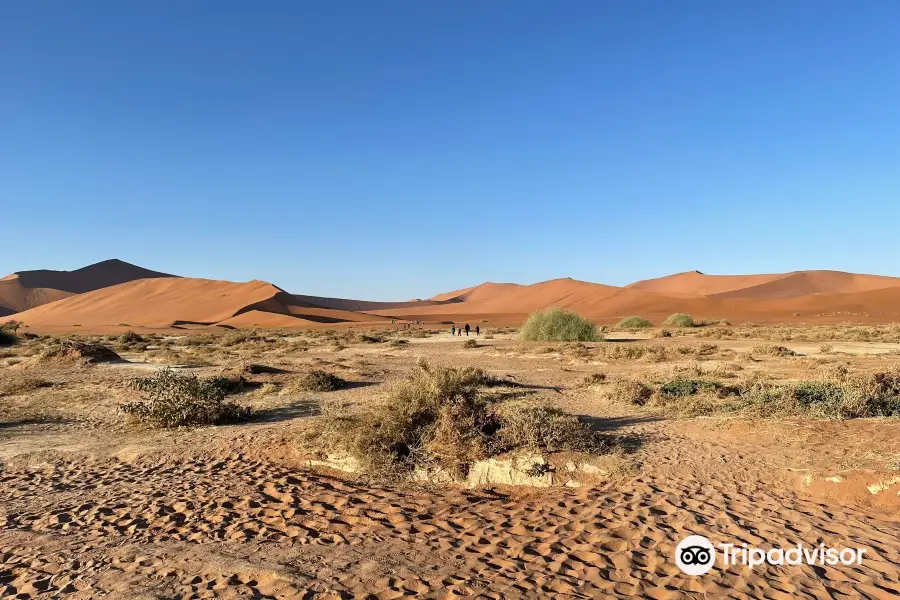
[429,282,521,303]
[710,270,900,299]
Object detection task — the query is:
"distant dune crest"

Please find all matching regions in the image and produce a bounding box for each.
[6,260,900,330]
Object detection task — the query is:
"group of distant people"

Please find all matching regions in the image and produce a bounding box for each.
[450,323,478,337]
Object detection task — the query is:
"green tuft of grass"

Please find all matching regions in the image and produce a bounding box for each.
[663,313,696,327]
[519,308,601,342]
[616,316,653,329]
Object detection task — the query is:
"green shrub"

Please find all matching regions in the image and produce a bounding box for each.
[616,316,653,329]
[663,313,696,327]
[519,308,601,342]
[119,368,251,428]
[0,329,15,346]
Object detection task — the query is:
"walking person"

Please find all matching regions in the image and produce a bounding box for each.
[451,325,455,336]
[475,325,480,336]
[464,323,470,336]
[458,327,462,336]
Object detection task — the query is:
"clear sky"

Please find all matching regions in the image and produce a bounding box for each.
[2,1,899,300]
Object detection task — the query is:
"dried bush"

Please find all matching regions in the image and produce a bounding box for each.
[607,380,653,406]
[320,362,599,480]
[751,344,797,357]
[119,331,144,344]
[40,340,121,364]
[288,370,346,392]
[580,372,607,387]
[463,339,479,348]
[119,368,251,428]
[0,375,53,396]
[520,308,601,342]
[0,329,16,346]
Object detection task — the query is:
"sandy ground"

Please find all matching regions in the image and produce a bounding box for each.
[2,330,900,598]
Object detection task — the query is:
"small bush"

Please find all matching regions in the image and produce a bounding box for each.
[519,308,601,342]
[389,339,409,348]
[0,375,53,396]
[40,340,120,363]
[463,339,479,348]
[0,329,16,346]
[607,380,653,406]
[289,370,346,392]
[819,344,834,354]
[320,362,599,480]
[119,331,144,344]
[119,368,251,428]
[616,316,653,329]
[653,329,673,338]
[663,313,695,327]
[357,333,386,343]
[580,372,607,387]
[752,344,797,357]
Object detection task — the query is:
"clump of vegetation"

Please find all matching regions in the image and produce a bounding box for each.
[819,344,834,354]
[580,372,607,387]
[357,333,386,343]
[288,369,346,392]
[319,362,601,480]
[119,368,251,428]
[119,331,144,344]
[389,339,409,348]
[752,344,797,357]
[663,313,696,327]
[0,375,53,397]
[40,339,121,364]
[520,308,601,342]
[463,339,479,348]
[653,329,673,338]
[0,329,15,346]
[616,316,653,329]
[607,379,653,406]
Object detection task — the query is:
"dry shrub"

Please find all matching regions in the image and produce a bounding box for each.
[119,368,251,428]
[320,362,600,480]
[752,344,797,357]
[653,329,673,338]
[0,329,17,346]
[390,339,409,348]
[463,339,479,349]
[598,343,668,362]
[579,372,607,387]
[607,380,653,406]
[819,343,834,354]
[491,400,598,453]
[287,369,346,392]
[0,375,53,396]
[40,339,121,364]
[119,331,144,344]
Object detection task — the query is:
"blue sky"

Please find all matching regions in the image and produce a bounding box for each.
[2,1,899,300]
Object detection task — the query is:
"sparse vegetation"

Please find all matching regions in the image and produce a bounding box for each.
[319,362,601,480]
[752,344,797,357]
[119,330,144,344]
[40,339,121,363]
[119,368,251,428]
[0,375,53,396]
[579,372,607,387]
[288,369,346,392]
[663,313,696,328]
[463,339,479,348]
[616,316,653,329]
[519,308,601,342]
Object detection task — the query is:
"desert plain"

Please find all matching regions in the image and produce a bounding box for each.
[2,260,900,599]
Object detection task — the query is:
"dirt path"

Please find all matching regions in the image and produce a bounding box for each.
[2,415,899,599]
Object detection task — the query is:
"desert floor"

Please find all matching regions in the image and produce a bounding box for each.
[2,326,900,599]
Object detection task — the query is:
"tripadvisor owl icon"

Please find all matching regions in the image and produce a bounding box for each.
[676,535,716,575]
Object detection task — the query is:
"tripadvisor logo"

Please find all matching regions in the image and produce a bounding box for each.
[675,535,866,575]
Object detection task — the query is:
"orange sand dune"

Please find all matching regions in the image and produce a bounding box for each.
[0,281,73,317]
[0,258,175,316]
[11,278,283,329]
[628,270,787,297]
[5,258,174,294]
[429,282,521,303]
[711,270,900,299]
